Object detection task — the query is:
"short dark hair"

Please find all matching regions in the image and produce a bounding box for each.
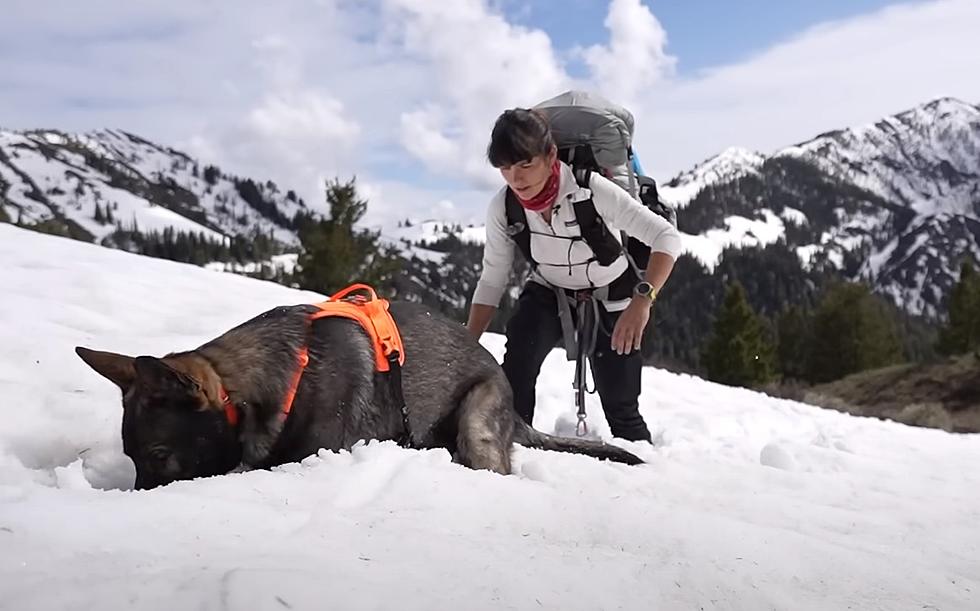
[486,108,555,168]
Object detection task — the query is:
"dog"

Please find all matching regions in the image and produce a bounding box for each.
[75,296,643,489]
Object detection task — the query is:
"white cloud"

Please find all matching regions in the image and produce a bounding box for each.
[247,93,360,145]
[580,0,676,107]
[189,91,362,213]
[382,0,573,187]
[2,0,978,231]
[399,107,460,172]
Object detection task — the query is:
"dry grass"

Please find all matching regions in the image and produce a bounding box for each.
[765,353,980,433]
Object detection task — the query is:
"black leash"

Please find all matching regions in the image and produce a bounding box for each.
[386,350,414,448]
[554,287,602,436]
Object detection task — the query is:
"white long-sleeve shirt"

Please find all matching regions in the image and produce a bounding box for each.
[473,162,683,312]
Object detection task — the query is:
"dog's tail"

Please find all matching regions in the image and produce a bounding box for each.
[511,420,645,465]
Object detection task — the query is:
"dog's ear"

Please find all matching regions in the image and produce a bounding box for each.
[75,347,136,392]
[133,356,200,397]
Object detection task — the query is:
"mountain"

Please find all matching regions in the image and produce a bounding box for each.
[0,128,309,252]
[3,96,978,375]
[661,97,980,319]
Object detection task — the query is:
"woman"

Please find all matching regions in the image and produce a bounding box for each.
[466,108,682,442]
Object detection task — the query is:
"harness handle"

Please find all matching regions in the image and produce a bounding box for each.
[329,283,379,302]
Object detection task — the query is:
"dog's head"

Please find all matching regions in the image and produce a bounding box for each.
[75,347,242,490]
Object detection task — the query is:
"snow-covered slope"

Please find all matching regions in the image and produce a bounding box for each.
[783,97,980,219]
[379,219,486,263]
[660,146,766,208]
[0,129,308,245]
[659,97,980,317]
[1,223,978,610]
[782,98,980,312]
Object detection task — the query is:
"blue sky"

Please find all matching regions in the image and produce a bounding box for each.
[516,0,910,76]
[2,0,978,229]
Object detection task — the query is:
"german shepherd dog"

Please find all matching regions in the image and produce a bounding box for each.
[75,300,643,489]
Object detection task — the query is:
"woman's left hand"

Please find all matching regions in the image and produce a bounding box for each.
[611,297,652,355]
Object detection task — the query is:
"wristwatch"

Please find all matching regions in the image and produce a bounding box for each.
[634,281,657,303]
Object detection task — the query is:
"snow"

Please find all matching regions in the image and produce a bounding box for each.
[779,98,980,223]
[0,129,308,246]
[204,253,299,275]
[679,210,786,270]
[2,225,980,610]
[796,244,824,268]
[402,245,449,263]
[379,219,485,263]
[0,131,226,242]
[382,219,486,247]
[659,147,766,209]
[780,206,808,226]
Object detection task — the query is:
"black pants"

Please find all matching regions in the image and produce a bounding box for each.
[501,282,652,442]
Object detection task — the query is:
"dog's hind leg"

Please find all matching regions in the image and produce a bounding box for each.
[455,378,515,475]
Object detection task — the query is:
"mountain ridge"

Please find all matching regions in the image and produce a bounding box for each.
[3,96,978,327]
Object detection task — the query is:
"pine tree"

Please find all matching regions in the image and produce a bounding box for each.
[702,281,776,388]
[807,281,903,383]
[937,260,980,356]
[776,304,811,381]
[293,177,401,296]
[94,202,105,223]
[203,165,220,186]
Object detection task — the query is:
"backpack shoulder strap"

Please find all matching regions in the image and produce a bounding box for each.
[570,167,600,234]
[504,188,535,268]
[572,167,592,189]
[568,167,642,279]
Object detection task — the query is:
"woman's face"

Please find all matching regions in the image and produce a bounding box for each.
[499,147,556,199]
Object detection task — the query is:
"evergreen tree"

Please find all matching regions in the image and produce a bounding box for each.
[293,178,401,296]
[0,205,9,224]
[936,260,980,356]
[702,281,776,387]
[203,165,220,186]
[776,304,811,381]
[94,203,105,223]
[807,281,903,383]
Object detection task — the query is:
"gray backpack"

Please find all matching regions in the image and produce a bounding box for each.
[504,90,678,279]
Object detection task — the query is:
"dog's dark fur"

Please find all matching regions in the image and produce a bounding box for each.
[76,301,643,489]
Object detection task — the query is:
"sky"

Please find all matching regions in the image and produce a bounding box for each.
[2,0,979,229]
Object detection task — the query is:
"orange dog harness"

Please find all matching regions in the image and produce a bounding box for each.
[280,283,405,421]
[221,284,408,440]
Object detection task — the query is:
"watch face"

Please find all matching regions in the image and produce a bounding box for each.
[635,281,653,295]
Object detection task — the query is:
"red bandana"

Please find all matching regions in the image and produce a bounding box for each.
[514,159,561,212]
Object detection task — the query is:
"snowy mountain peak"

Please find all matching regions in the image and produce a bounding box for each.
[905,95,978,121]
[782,96,980,220]
[668,95,980,318]
[660,146,765,208]
[0,127,310,247]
